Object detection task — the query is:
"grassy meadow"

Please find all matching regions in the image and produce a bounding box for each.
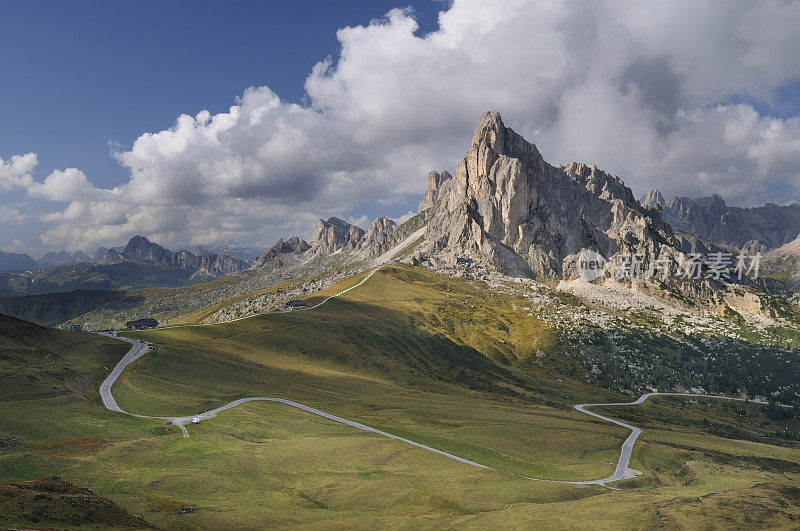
[1,265,800,528]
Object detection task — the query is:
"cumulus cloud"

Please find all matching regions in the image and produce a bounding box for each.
[29,168,115,202]
[7,0,800,251]
[0,153,36,192]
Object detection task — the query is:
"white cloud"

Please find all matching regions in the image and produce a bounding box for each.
[0,205,26,224]
[346,214,370,229]
[29,168,114,202]
[393,210,416,225]
[8,0,800,251]
[0,153,36,192]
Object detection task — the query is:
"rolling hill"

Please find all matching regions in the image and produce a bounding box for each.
[2,263,800,527]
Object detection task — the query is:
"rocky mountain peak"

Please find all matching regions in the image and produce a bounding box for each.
[658,194,800,250]
[421,110,679,278]
[308,217,366,255]
[99,235,247,277]
[252,236,310,269]
[362,217,397,248]
[285,236,308,249]
[468,110,544,172]
[323,216,351,228]
[418,170,452,211]
[123,236,169,262]
[367,216,396,234]
[98,248,125,265]
[640,189,665,208]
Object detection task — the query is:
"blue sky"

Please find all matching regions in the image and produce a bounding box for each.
[1,0,441,189]
[2,1,800,255]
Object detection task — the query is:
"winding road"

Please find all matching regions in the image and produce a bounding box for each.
[98,264,769,485]
[564,392,769,484]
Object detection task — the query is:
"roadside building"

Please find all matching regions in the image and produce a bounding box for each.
[125,318,159,330]
[285,300,308,309]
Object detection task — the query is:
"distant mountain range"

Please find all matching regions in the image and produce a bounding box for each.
[4,110,800,329]
[249,214,406,271]
[640,190,800,251]
[0,236,250,297]
[0,239,272,274]
[4,110,800,314]
[193,242,269,261]
[99,236,248,278]
[0,250,38,271]
[0,248,110,271]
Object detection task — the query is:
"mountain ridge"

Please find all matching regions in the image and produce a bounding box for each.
[99,236,248,278]
[640,189,800,251]
[418,110,681,280]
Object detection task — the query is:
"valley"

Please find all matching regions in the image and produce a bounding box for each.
[3,265,800,528]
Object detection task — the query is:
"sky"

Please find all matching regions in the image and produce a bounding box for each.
[2,0,800,256]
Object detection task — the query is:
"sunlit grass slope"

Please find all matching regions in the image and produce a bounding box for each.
[1,265,800,528]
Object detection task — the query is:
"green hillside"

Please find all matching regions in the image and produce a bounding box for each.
[0,313,155,528]
[0,313,129,401]
[1,266,799,528]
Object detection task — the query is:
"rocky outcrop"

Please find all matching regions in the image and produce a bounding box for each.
[308,217,366,255]
[98,249,125,265]
[640,189,800,250]
[362,217,397,249]
[418,171,452,211]
[252,237,310,269]
[763,234,800,284]
[193,252,249,277]
[421,111,681,279]
[639,189,665,209]
[98,236,248,278]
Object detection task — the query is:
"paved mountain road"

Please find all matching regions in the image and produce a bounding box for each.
[99,337,150,414]
[565,392,769,485]
[97,266,768,485]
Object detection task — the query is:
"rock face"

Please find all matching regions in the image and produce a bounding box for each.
[423,111,680,278]
[252,237,310,269]
[640,189,800,250]
[194,252,249,277]
[99,236,248,277]
[418,171,453,211]
[98,249,125,265]
[362,217,397,249]
[308,217,366,255]
[306,216,401,257]
[763,234,800,288]
[639,189,665,209]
